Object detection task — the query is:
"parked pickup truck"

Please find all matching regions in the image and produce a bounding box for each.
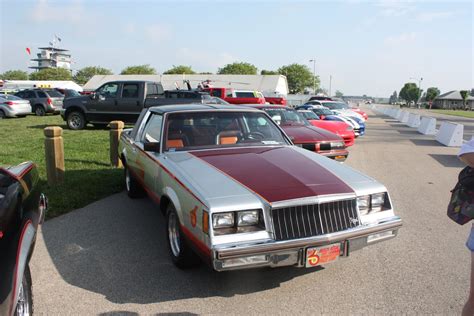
[61,81,211,130]
[202,87,265,105]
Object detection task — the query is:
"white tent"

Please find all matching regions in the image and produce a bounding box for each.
[83,74,289,96]
[0,80,83,92]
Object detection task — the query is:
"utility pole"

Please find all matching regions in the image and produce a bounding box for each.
[309,59,316,94]
[329,75,332,97]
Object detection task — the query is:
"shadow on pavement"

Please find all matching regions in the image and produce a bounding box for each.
[428,154,465,168]
[41,193,315,305]
[410,139,441,147]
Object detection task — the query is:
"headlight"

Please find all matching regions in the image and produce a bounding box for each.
[357,193,388,215]
[330,141,345,149]
[237,210,259,226]
[357,195,370,215]
[213,212,234,228]
[212,209,265,235]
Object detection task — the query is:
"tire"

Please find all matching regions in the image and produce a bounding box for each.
[34,105,46,116]
[124,165,145,198]
[14,265,33,316]
[66,111,86,130]
[0,110,5,119]
[166,204,200,269]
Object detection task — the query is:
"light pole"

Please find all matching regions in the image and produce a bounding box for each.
[329,75,332,97]
[410,77,423,107]
[309,59,316,94]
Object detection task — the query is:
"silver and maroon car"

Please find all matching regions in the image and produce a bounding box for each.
[119,104,402,271]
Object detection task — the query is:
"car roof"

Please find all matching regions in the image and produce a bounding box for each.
[148,103,263,114]
[240,104,291,110]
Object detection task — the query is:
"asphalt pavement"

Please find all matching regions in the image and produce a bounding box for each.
[31,107,470,315]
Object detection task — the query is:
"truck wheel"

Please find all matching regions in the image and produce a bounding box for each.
[124,165,145,198]
[166,204,200,269]
[67,111,86,130]
[0,110,5,119]
[34,105,46,116]
[15,265,33,316]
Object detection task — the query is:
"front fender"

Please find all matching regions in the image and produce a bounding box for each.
[162,187,182,219]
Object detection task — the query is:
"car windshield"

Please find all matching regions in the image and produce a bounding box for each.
[262,108,309,126]
[1,95,22,100]
[313,108,334,116]
[298,111,319,120]
[45,90,64,98]
[321,102,349,110]
[164,111,289,151]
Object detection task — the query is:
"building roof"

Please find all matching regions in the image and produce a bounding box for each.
[38,47,69,52]
[436,90,474,101]
[83,74,289,96]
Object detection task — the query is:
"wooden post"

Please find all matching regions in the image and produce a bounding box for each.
[110,121,124,168]
[44,126,65,185]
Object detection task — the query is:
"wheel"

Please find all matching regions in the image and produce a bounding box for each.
[0,110,5,119]
[14,265,33,316]
[166,204,200,269]
[124,165,145,198]
[34,105,46,116]
[66,111,86,130]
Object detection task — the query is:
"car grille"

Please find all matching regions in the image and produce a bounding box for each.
[271,199,360,241]
[302,143,316,151]
[319,143,331,151]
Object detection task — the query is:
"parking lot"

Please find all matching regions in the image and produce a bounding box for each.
[30,106,469,315]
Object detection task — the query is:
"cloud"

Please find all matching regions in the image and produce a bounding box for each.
[384,32,418,45]
[375,0,416,17]
[30,0,86,23]
[145,24,171,42]
[416,11,455,22]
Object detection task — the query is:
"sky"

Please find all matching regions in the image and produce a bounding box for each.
[0,0,472,97]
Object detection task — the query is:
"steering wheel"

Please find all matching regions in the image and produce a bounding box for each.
[245,132,265,141]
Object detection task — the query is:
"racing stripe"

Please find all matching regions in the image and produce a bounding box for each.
[190,147,354,203]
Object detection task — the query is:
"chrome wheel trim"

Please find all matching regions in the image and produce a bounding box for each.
[15,279,31,316]
[69,113,82,129]
[125,168,131,192]
[168,212,181,257]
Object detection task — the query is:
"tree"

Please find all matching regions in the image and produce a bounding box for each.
[278,63,319,94]
[399,82,421,106]
[199,72,213,74]
[73,66,113,85]
[29,68,72,81]
[217,62,257,75]
[460,90,470,108]
[261,70,279,75]
[120,64,156,75]
[163,65,196,75]
[425,87,440,102]
[335,90,344,98]
[0,70,29,80]
[389,90,398,104]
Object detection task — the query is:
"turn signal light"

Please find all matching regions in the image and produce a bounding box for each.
[202,211,209,234]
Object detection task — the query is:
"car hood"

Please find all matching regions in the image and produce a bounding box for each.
[280,124,342,142]
[63,95,90,106]
[308,120,349,133]
[163,146,383,206]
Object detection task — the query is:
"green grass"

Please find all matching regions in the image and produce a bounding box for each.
[431,110,474,119]
[0,115,123,219]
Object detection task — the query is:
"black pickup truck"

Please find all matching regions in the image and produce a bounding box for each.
[61,81,211,130]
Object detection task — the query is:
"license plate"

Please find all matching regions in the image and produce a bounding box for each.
[305,244,341,268]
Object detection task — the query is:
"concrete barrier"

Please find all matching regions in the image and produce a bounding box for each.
[395,109,403,120]
[436,121,464,147]
[418,117,437,135]
[407,113,421,128]
[400,111,410,123]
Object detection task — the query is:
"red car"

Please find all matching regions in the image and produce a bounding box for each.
[351,107,368,120]
[245,105,349,161]
[298,110,355,146]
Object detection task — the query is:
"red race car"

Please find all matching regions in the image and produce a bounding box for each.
[298,110,355,146]
[244,105,349,162]
[351,107,368,120]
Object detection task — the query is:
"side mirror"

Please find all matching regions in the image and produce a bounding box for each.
[144,142,160,152]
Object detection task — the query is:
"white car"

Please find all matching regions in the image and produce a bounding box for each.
[312,100,366,122]
[0,95,31,119]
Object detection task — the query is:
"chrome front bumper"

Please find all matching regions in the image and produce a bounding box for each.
[212,216,402,271]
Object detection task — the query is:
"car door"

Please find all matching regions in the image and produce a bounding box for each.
[86,82,120,122]
[115,82,142,123]
[134,112,164,195]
